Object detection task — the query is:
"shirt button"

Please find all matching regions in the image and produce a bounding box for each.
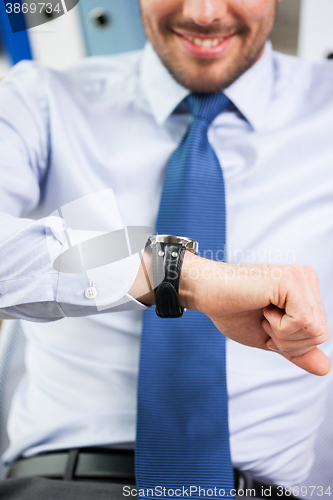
[84,286,97,299]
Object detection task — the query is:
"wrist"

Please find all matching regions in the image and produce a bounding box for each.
[179,251,203,312]
[128,247,155,307]
[179,253,229,315]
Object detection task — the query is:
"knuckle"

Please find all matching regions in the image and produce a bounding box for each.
[315,329,330,344]
[284,264,298,279]
[296,311,314,328]
[283,264,306,286]
[304,265,319,280]
[286,264,318,284]
[311,322,327,338]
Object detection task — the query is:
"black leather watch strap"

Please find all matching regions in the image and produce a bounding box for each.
[152,242,186,318]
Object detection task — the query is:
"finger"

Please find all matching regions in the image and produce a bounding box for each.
[265,336,324,357]
[283,347,331,377]
[264,325,329,354]
[263,303,327,341]
[263,305,307,339]
[280,272,327,339]
[265,341,331,376]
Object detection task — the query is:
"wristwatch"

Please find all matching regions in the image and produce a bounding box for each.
[147,235,199,318]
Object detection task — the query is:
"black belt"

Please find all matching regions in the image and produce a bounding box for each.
[7,448,299,499]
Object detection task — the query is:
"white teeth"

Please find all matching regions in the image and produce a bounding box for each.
[184,36,222,48]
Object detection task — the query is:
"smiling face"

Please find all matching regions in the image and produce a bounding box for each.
[140,0,281,93]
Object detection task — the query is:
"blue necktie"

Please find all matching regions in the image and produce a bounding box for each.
[136,93,234,499]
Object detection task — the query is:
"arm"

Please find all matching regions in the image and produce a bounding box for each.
[0,62,145,321]
[129,250,331,377]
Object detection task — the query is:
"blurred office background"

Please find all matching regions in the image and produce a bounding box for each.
[1,0,333,81]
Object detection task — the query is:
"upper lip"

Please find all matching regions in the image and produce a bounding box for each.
[173,30,234,40]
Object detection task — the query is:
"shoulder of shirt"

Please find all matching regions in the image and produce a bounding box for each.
[272,50,333,104]
[0,59,50,116]
[1,58,48,91]
[62,49,143,91]
[2,49,143,100]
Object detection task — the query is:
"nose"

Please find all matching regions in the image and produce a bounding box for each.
[182,0,228,26]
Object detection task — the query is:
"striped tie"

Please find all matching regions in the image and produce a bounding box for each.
[136,93,234,499]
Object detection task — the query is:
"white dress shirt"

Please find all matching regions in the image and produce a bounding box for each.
[1,41,333,486]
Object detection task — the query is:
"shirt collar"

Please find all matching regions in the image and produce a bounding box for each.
[140,42,190,126]
[140,40,274,131]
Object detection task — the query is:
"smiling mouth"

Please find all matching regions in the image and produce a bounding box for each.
[181,35,227,48]
[171,28,236,59]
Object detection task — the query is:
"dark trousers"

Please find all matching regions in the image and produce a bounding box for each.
[0,477,126,500]
[0,447,293,500]
[0,477,264,500]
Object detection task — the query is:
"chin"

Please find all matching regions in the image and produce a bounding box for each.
[180,76,229,93]
[158,48,247,93]
[154,35,266,93]
[164,62,237,93]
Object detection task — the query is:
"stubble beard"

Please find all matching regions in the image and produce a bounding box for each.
[141,11,276,93]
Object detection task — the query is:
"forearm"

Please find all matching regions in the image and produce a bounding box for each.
[0,213,147,321]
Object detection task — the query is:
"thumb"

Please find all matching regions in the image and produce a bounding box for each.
[266,343,331,376]
[287,347,331,376]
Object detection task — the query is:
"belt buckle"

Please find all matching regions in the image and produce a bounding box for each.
[235,470,257,496]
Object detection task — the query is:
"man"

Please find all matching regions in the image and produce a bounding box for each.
[0,0,332,498]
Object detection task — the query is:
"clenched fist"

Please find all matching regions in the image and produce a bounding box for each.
[179,252,330,376]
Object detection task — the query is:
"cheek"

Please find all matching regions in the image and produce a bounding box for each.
[229,0,275,24]
[141,0,181,24]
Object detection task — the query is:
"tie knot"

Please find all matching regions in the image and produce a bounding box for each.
[186,92,230,124]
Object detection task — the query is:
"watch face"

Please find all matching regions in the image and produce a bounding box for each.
[148,235,198,254]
